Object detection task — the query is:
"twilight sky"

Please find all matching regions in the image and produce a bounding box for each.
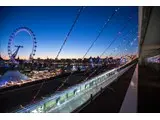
[0,6,138,59]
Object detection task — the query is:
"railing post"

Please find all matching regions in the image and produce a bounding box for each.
[90,94,93,102]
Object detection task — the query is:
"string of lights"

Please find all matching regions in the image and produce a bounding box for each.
[111,30,138,58]
[100,16,133,58]
[55,7,120,92]
[107,26,138,57]
[83,33,138,83]
[31,6,85,102]
[123,35,138,56]
[78,10,137,80]
[81,29,136,82]
[56,6,85,59]
[114,32,138,58]
[80,15,136,83]
[82,8,120,59]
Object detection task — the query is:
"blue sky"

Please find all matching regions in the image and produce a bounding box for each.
[0,6,138,59]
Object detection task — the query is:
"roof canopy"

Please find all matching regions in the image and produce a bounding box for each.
[0,70,29,85]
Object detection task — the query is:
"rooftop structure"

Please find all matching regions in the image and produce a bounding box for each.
[0,70,29,86]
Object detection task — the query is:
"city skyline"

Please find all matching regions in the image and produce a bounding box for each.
[0,6,138,60]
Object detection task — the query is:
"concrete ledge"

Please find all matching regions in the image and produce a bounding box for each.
[120,64,138,113]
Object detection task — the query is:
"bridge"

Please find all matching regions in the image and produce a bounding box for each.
[15,58,137,113]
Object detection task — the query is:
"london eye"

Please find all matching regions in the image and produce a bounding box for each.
[8,27,37,64]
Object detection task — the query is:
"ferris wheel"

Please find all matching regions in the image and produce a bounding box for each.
[8,27,37,64]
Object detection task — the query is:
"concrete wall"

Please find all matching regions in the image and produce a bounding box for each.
[139,7,160,65]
